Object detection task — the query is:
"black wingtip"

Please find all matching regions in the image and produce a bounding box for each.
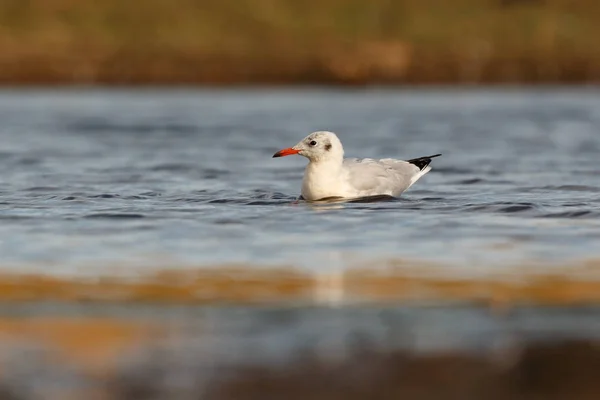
[406,154,442,170]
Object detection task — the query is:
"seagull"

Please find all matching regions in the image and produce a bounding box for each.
[273,131,441,201]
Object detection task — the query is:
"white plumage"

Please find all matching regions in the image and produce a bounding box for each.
[273,131,441,201]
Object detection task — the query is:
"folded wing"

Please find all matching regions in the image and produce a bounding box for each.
[342,158,421,196]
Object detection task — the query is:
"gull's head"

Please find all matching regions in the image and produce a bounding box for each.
[272,131,344,162]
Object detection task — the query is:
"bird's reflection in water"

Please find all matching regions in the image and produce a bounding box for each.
[297,194,397,210]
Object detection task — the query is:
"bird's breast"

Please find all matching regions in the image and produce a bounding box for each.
[301,164,347,201]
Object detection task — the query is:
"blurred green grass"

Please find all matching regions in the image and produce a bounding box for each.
[0,0,599,84]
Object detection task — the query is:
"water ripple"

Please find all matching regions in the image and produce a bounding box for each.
[538,210,597,219]
[464,202,539,214]
[84,213,146,219]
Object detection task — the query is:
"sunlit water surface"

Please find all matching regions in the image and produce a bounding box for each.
[0,87,598,276]
[0,88,599,389]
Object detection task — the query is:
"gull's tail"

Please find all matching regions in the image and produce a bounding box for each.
[406,154,442,171]
[406,154,442,186]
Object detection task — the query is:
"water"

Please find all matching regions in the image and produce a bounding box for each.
[0,87,599,275]
[0,88,599,396]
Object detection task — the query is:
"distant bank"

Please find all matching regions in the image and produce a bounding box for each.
[1,0,599,86]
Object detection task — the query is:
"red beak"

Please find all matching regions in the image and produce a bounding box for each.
[272,147,300,158]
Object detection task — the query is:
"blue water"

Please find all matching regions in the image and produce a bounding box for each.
[0,87,599,276]
[0,88,599,396]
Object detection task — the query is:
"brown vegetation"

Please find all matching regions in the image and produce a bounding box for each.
[1,0,599,85]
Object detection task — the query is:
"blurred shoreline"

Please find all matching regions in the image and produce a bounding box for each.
[0,314,597,399]
[2,1,600,86]
[0,261,598,305]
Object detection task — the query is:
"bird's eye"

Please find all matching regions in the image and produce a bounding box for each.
[309,140,317,146]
